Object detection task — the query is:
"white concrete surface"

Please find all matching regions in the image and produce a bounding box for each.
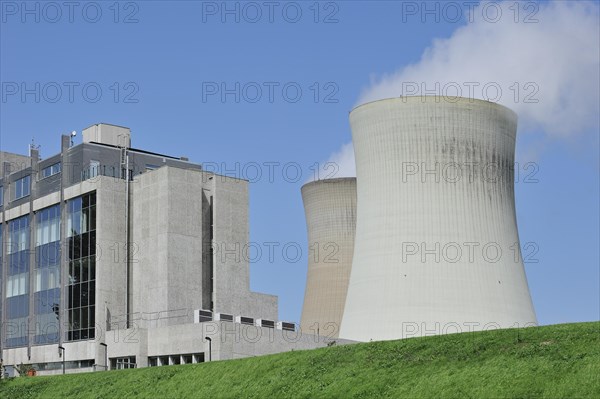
[340,97,537,342]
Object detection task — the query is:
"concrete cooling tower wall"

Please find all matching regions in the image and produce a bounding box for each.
[339,97,537,342]
[300,178,357,338]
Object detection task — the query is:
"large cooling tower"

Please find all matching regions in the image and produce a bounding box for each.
[300,178,356,338]
[339,97,537,342]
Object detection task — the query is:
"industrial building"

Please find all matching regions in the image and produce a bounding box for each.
[0,123,335,376]
[299,178,356,338]
[339,97,537,341]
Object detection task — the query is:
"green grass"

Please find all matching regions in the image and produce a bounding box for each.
[1,322,599,398]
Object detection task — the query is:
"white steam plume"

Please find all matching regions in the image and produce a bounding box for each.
[327,1,599,177]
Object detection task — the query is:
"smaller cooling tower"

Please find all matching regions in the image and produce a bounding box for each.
[300,178,357,338]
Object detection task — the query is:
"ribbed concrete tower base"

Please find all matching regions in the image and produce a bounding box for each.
[339,97,537,342]
[300,178,356,338]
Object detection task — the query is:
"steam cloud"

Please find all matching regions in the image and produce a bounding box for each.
[326,1,600,178]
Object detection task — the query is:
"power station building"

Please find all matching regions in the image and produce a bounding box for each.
[0,123,335,376]
[299,178,356,338]
[338,97,538,341]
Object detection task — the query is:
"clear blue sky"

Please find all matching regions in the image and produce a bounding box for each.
[1,1,598,326]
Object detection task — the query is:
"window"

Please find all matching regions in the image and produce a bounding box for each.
[278,322,296,332]
[41,163,61,179]
[13,175,31,200]
[6,273,28,297]
[89,161,100,178]
[5,215,31,348]
[7,215,30,255]
[216,313,233,322]
[29,359,94,371]
[111,356,136,370]
[67,193,95,238]
[66,192,96,342]
[34,204,61,344]
[0,186,4,206]
[197,310,212,322]
[82,161,100,181]
[258,319,275,329]
[149,353,204,367]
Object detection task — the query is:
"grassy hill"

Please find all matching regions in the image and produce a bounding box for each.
[1,321,598,398]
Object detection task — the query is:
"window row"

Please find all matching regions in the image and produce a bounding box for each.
[81,164,133,181]
[41,162,61,179]
[148,353,204,367]
[26,360,94,371]
[66,328,95,342]
[7,270,60,299]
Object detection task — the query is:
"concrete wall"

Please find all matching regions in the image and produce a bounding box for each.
[82,123,131,148]
[340,97,537,342]
[130,168,277,327]
[300,178,356,338]
[105,320,352,365]
[131,166,204,328]
[0,151,32,177]
[209,173,278,321]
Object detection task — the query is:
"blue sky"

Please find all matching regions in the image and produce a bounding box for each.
[1,1,598,326]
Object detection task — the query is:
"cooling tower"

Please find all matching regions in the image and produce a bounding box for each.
[300,178,357,338]
[339,97,537,342]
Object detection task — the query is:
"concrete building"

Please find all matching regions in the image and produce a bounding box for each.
[300,178,356,338]
[0,123,337,376]
[339,97,537,342]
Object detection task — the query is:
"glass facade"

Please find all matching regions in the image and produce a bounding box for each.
[34,205,61,344]
[66,192,96,341]
[5,215,30,347]
[0,190,98,347]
